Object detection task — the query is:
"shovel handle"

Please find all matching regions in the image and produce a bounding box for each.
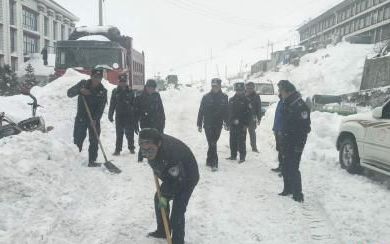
[154,174,173,244]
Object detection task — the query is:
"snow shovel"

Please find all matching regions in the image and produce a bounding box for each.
[153,174,173,244]
[81,96,121,174]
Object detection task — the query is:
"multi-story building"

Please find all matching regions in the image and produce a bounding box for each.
[0,0,78,71]
[298,0,390,47]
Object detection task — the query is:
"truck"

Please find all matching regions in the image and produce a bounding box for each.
[54,26,145,89]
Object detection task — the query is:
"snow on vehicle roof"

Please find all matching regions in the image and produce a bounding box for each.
[77,35,111,42]
[76,25,115,34]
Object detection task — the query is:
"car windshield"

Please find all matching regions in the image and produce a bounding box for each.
[255,83,274,95]
[56,47,122,69]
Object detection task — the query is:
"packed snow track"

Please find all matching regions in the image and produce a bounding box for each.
[0,70,389,244]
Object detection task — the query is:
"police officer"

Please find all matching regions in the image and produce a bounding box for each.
[197,78,228,171]
[135,79,166,161]
[278,80,311,203]
[245,82,262,153]
[227,82,251,163]
[67,67,107,167]
[272,95,284,173]
[139,128,199,244]
[108,73,138,156]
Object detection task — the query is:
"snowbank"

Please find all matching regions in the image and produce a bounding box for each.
[18,53,55,77]
[77,35,111,42]
[262,42,375,96]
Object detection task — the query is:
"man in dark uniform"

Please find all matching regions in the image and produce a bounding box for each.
[108,73,138,156]
[245,82,262,153]
[227,82,251,163]
[139,128,199,244]
[135,79,166,162]
[67,67,107,167]
[197,78,228,171]
[41,46,48,66]
[277,80,311,203]
[272,95,284,173]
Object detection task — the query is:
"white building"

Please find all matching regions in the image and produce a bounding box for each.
[0,0,79,71]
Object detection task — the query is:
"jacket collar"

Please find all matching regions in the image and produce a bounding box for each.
[284,91,301,105]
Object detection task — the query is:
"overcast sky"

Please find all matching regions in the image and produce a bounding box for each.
[55,0,342,82]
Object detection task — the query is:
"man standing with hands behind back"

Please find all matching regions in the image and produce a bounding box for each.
[197,78,228,171]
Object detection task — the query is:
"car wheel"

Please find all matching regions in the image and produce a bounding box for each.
[339,137,361,174]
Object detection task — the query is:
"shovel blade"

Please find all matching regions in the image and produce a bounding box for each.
[104,161,122,174]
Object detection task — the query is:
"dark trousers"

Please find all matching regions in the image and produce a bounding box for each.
[205,126,222,168]
[247,119,257,150]
[230,125,247,160]
[281,142,305,195]
[154,185,195,244]
[115,117,135,152]
[274,132,283,169]
[73,117,100,163]
[43,59,48,66]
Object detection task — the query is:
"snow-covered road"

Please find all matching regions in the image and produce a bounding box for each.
[1,71,390,244]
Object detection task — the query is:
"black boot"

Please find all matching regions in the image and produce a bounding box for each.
[239,159,245,164]
[88,161,101,167]
[278,191,292,196]
[112,150,120,156]
[226,156,237,160]
[271,167,281,172]
[130,148,135,154]
[293,193,304,203]
[147,230,166,239]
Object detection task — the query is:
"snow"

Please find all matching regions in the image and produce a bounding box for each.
[77,35,111,42]
[261,42,376,97]
[18,53,55,77]
[1,46,390,243]
[76,26,115,34]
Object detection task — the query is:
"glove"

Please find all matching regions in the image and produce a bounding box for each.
[198,126,202,133]
[108,116,114,123]
[257,119,261,126]
[158,196,168,209]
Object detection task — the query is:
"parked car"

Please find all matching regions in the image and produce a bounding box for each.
[336,99,390,176]
[251,80,278,116]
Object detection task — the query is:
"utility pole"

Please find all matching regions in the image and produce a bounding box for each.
[99,0,103,26]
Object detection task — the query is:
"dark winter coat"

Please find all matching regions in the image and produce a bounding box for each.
[67,79,107,121]
[41,48,48,59]
[135,91,166,132]
[108,86,136,121]
[197,91,228,129]
[228,94,251,128]
[149,134,200,198]
[282,91,311,148]
[246,92,262,121]
[273,100,284,133]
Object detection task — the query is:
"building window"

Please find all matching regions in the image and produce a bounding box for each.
[11,57,17,71]
[23,7,38,31]
[385,7,390,19]
[44,16,49,37]
[23,34,39,55]
[9,0,16,25]
[61,25,65,40]
[53,21,58,40]
[0,25,3,51]
[10,28,16,52]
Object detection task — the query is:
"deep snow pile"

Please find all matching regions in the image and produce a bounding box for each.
[262,42,375,96]
[1,70,390,243]
[18,53,55,77]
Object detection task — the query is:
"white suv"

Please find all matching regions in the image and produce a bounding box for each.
[336,99,390,176]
